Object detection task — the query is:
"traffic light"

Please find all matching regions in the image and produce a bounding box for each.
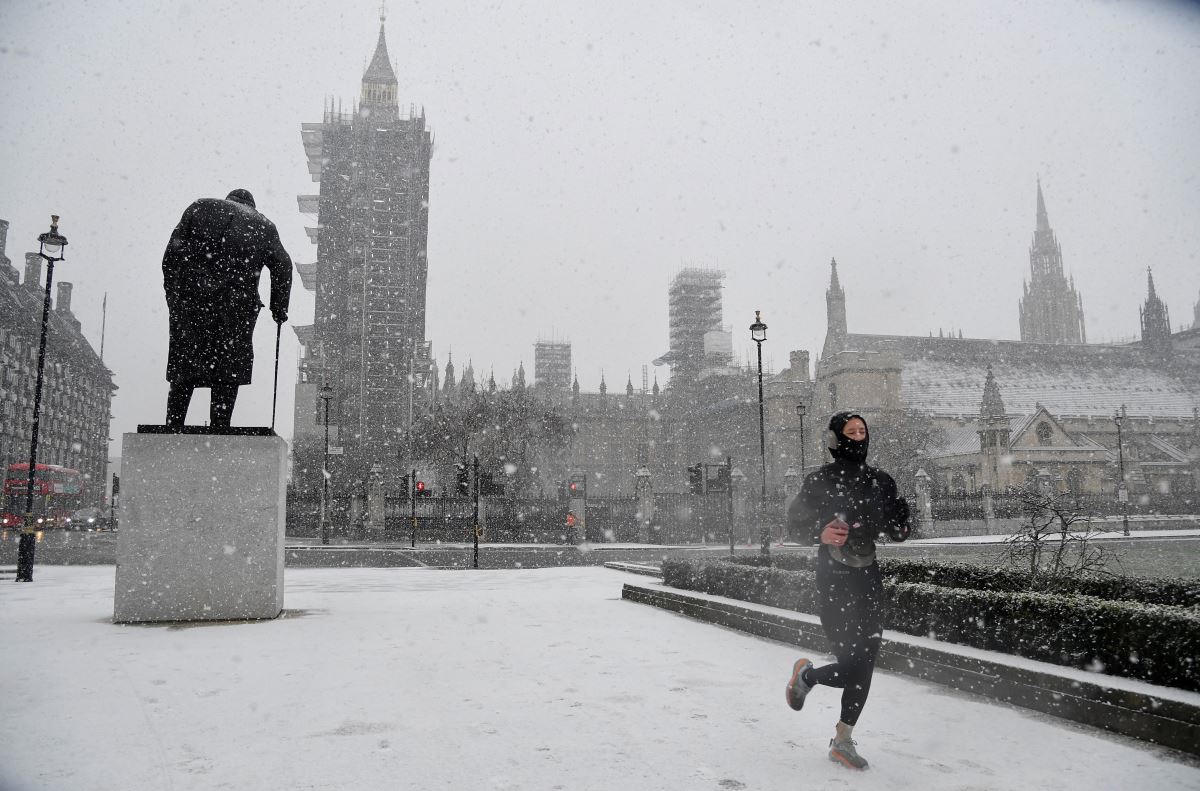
[568,473,587,499]
[687,464,703,494]
[480,472,504,497]
[455,463,470,496]
[711,464,732,493]
[416,480,428,497]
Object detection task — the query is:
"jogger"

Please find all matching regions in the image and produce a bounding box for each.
[784,411,912,770]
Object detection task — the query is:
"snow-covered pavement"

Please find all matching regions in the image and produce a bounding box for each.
[2,566,1197,791]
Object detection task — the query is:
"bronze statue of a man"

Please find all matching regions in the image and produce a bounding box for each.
[162,189,292,428]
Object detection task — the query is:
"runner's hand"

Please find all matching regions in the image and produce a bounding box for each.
[820,518,850,546]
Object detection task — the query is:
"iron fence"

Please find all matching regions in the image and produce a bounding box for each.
[287,490,799,545]
[930,490,1199,521]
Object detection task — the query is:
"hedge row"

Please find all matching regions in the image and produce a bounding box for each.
[726,554,1200,608]
[877,557,1200,608]
[660,557,1200,691]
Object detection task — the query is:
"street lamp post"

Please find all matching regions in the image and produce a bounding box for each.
[1114,408,1130,537]
[16,216,68,583]
[795,403,807,476]
[319,383,333,546]
[749,310,769,555]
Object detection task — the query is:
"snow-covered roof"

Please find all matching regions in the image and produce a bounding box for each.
[839,334,1199,419]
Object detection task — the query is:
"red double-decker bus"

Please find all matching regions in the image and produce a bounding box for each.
[1,463,86,528]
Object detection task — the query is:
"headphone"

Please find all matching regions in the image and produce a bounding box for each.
[826,412,867,451]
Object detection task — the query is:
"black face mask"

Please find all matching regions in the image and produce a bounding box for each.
[827,411,869,465]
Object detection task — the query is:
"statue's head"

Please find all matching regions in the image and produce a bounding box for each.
[226,189,256,209]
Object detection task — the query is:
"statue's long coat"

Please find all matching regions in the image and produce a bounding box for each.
[162,198,292,385]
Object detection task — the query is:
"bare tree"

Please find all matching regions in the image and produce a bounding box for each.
[1000,482,1115,590]
[869,408,947,497]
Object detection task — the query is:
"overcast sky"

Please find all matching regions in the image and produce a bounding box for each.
[2,0,1199,454]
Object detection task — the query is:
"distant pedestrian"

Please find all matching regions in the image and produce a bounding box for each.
[161,189,292,428]
[783,411,912,770]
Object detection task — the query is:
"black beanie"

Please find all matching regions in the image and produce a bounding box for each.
[826,411,869,465]
[226,189,256,209]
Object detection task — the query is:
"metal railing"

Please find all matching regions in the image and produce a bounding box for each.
[930,491,1199,521]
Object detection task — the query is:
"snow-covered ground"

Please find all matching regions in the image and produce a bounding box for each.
[2,566,1197,791]
[908,528,1200,545]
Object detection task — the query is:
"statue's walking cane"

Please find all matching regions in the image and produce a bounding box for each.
[271,320,282,432]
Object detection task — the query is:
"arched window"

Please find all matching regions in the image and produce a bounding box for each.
[1066,467,1084,494]
[1036,422,1052,446]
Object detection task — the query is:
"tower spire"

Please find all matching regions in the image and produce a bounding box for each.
[361,12,399,120]
[823,257,847,355]
[1036,178,1049,232]
[1019,181,1085,344]
[1140,267,1172,358]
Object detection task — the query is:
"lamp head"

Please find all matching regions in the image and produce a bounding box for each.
[37,215,68,260]
[749,310,767,343]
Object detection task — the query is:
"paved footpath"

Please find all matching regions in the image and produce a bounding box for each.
[2,566,1197,791]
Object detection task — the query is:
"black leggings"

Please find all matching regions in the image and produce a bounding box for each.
[807,558,883,726]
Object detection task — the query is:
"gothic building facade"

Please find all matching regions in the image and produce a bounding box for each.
[0,219,115,507]
[809,183,1199,498]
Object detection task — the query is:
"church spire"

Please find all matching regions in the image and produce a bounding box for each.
[1036,178,1050,233]
[1140,267,1172,358]
[360,11,399,120]
[823,257,847,356]
[444,350,456,384]
[1018,181,1085,344]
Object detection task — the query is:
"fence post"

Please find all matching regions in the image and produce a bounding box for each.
[367,464,386,533]
[914,468,934,536]
[634,466,654,543]
[982,485,995,535]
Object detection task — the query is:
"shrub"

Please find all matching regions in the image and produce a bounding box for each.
[741,556,1200,609]
[873,557,1200,608]
[662,557,1200,691]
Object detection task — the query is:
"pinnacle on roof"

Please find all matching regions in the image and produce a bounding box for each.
[1146,267,1157,300]
[1036,179,1050,232]
[979,365,1007,420]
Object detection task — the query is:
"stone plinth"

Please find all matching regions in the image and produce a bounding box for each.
[114,430,287,623]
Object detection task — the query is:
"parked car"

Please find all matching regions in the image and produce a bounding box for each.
[66,507,115,531]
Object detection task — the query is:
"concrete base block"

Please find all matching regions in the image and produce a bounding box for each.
[114,431,287,623]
